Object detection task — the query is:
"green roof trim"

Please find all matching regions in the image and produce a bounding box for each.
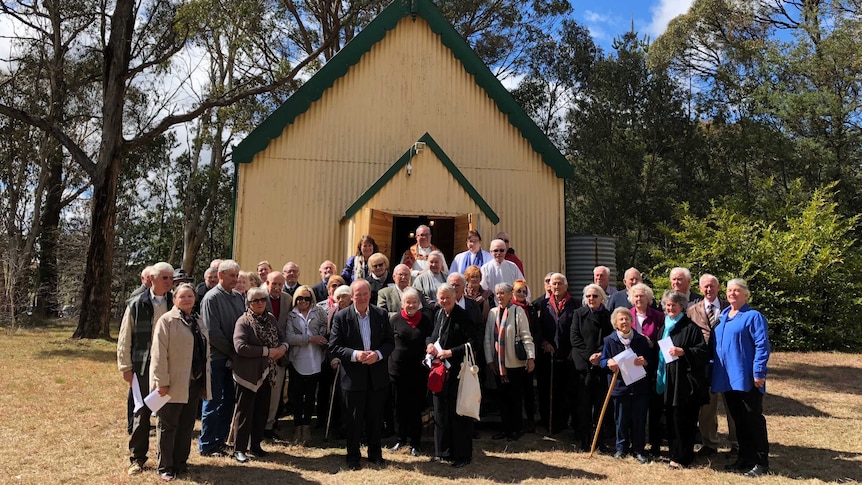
[233,0,573,180]
[340,133,500,224]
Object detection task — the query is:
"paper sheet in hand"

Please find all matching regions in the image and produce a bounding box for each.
[658,337,678,363]
[143,389,171,414]
[613,348,646,386]
[434,341,451,369]
[131,374,145,413]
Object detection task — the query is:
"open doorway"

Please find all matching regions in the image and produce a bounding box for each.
[391,216,456,266]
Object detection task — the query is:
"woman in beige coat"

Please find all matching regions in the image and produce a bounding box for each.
[150,283,212,481]
[484,282,535,441]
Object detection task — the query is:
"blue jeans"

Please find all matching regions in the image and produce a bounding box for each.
[613,393,649,454]
[199,358,235,453]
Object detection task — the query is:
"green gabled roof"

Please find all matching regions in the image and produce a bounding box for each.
[233,0,573,179]
[340,133,500,224]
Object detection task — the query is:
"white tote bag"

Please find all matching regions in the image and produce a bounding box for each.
[456,343,482,420]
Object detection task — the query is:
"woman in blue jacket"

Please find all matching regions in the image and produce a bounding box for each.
[712,278,771,477]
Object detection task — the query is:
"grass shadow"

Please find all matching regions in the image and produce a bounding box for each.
[398,450,605,481]
[764,392,831,418]
[770,363,862,395]
[182,459,318,484]
[701,442,862,482]
[35,347,117,363]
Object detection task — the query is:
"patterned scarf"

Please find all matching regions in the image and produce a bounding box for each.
[248,309,280,386]
[656,313,683,394]
[352,255,368,282]
[495,305,510,376]
[551,292,570,318]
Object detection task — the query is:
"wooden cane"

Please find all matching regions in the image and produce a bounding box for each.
[590,370,619,458]
[324,362,340,441]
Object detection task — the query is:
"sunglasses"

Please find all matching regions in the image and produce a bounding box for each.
[295,296,312,303]
[249,298,267,304]
[515,289,528,295]
[585,294,600,299]
[372,263,385,269]
[491,249,506,253]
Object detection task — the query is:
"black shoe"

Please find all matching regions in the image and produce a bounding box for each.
[250,447,268,457]
[647,446,662,457]
[744,464,769,477]
[634,453,649,464]
[202,449,227,458]
[451,459,471,468]
[389,442,406,452]
[369,457,387,467]
[233,451,249,464]
[410,447,421,457]
[347,462,361,471]
[725,460,751,471]
[697,445,717,457]
[613,451,626,459]
[491,432,507,440]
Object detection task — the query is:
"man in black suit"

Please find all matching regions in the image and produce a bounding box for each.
[328,279,395,470]
[312,260,337,303]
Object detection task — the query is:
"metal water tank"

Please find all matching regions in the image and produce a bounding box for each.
[565,235,617,299]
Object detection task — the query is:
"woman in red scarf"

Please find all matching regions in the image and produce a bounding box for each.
[388,287,433,456]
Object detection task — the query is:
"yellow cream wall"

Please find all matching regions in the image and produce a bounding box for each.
[234,16,566,290]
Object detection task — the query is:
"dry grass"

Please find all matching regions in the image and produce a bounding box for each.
[2,321,861,484]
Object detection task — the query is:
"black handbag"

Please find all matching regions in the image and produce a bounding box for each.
[513,308,528,361]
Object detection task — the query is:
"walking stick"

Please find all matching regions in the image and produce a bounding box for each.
[590,370,618,457]
[324,361,340,441]
[547,358,554,436]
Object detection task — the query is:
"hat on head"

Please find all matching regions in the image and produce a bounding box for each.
[173,268,193,282]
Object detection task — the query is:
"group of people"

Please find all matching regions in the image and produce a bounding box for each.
[117,227,771,480]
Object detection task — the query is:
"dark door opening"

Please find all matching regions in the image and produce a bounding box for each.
[391,216,456,266]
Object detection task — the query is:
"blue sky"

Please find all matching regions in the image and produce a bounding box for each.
[569,0,694,51]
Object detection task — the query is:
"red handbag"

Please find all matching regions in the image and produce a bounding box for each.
[427,360,448,393]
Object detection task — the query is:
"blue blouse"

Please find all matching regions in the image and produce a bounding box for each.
[711,304,771,394]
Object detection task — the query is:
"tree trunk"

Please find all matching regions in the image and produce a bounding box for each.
[72,0,135,339]
[37,150,62,319]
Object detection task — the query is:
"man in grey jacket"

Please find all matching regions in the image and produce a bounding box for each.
[199,259,245,456]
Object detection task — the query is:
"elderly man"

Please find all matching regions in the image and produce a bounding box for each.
[312,260,337,303]
[118,262,174,475]
[607,267,642,311]
[480,239,526,295]
[199,260,245,457]
[671,267,702,305]
[593,266,617,297]
[412,251,448,305]
[686,274,736,457]
[257,261,272,283]
[328,280,395,470]
[495,231,524,275]
[194,266,219,314]
[282,262,302,296]
[402,224,439,277]
[534,273,578,433]
[450,230,493,275]
[129,265,155,300]
[263,271,293,438]
[532,272,554,309]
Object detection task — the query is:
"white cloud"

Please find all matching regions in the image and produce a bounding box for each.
[584,10,612,24]
[646,0,694,37]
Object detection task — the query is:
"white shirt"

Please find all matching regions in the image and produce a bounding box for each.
[480,260,525,293]
[290,308,324,375]
[704,298,721,326]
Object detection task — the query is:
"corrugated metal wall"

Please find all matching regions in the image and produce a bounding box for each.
[565,235,617,299]
[235,16,565,290]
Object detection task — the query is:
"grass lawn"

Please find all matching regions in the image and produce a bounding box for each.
[2,320,860,484]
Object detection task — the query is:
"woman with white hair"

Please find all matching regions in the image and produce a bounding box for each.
[712,279,771,477]
[570,283,613,451]
[412,250,448,306]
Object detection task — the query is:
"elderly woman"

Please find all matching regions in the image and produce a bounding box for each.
[464,265,493,323]
[600,308,651,463]
[286,285,328,445]
[628,282,665,455]
[485,283,535,441]
[231,286,288,463]
[317,275,346,314]
[388,288,434,456]
[512,278,540,433]
[657,290,709,469]
[426,283,476,468]
[712,279,771,477]
[235,271,252,298]
[150,283,211,481]
[412,250,448,305]
[367,252,394,302]
[341,235,378,284]
[570,283,613,452]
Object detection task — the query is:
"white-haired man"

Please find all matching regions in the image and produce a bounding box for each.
[480,239,525,295]
[593,266,617,296]
[402,224,439,277]
[670,267,702,306]
[282,262,302,296]
[607,267,642,311]
[312,260,337,302]
[129,265,155,300]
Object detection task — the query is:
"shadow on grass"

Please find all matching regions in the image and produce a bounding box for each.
[770,363,862,395]
[183,460,318,484]
[764,393,830,418]
[702,442,862,482]
[35,347,117,363]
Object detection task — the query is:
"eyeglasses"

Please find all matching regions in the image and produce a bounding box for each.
[295,296,312,303]
[585,294,601,299]
[491,249,506,253]
[372,263,385,269]
[249,298,267,304]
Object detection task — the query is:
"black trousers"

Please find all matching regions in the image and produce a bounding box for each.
[393,373,426,447]
[667,401,700,466]
[724,388,769,467]
[129,370,152,464]
[647,385,664,451]
[573,368,611,446]
[233,382,271,452]
[536,356,574,431]
[342,386,388,464]
[288,366,319,426]
[522,366,536,422]
[156,377,203,473]
[432,374,473,461]
[497,367,525,435]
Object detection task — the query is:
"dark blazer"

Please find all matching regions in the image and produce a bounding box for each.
[686,298,729,344]
[607,290,632,311]
[426,304,477,372]
[536,295,579,360]
[570,305,613,372]
[662,315,709,407]
[312,281,328,303]
[600,330,652,396]
[328,304,394,392]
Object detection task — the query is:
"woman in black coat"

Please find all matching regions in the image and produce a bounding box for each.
[388,288,433,456]
[657,290,709,469]
[425,283,477,468]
